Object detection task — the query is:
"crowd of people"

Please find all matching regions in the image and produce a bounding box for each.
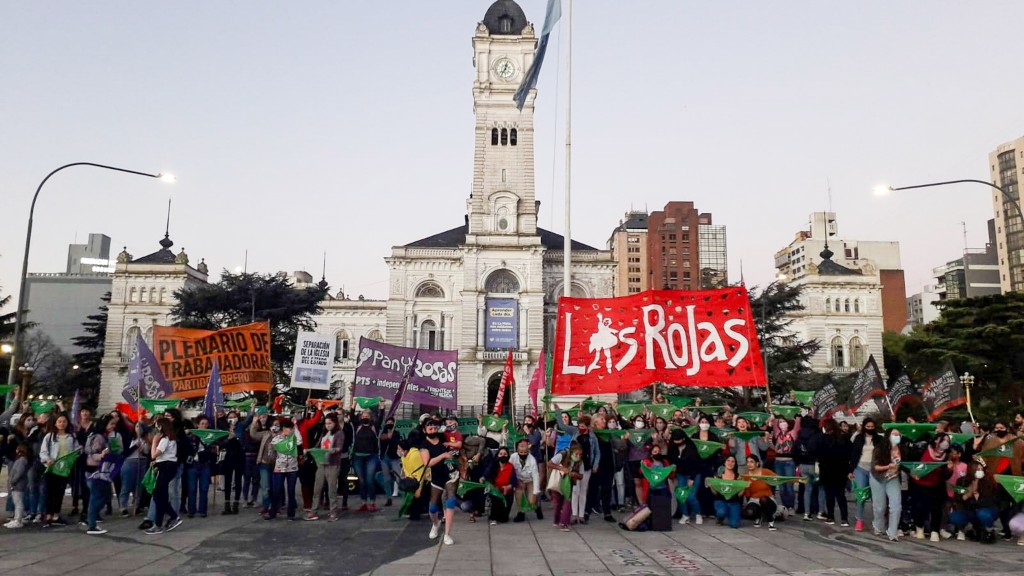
[2,389,1023,548]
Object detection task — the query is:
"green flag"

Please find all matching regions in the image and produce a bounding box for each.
[46,449,80,478]
[692,439,725,459]
[744,474,805,487]
[273,434,298,457]
[948,433,978,446]
[627,429,654,447]
[682,425,698,437]
[581,398,606,413]
[0,385,17,395]
[854,486,871,504]
[666,396,695,408]
[305,448,330,466]
[518,493,537,512]
[222,398,255,409]
[254,405,269,416]
[616,403,645,420]
[481,414,508,432]
[674,484,693,504]
[730,431,764,442]
[951,485,970,496]
[506,432,526,448]
[31,400,55,414]
[791,391,816,407]
[188,429,230,445]
[882,423,937,441]
[395,419,416,434]
[994,475,1024,503]
[108,436,123,455]
[641,462,675,488]
[593,429,628,440]
[559,473,572,496]
[771,405,803,420]
[978,439,1019,458]
[711,427,731,438]
[142,466,158,494]
[899,461,946,479]
[140,398,181,414]
[355,396,383,409]
[647,404,677,420]
[738,412,770,428]
[456,479,502,499]
[707,478,749,500]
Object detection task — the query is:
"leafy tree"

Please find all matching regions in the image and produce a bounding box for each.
[882,330,909,384]
[68,292,110,407]
[903,292,1024,416]
[171,271,329,397]
[20,329,73,397]
[0,286,36,378]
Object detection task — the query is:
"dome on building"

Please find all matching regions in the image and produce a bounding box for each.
[483,0,528,35]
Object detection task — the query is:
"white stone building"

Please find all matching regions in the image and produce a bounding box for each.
[783,244,886,378]
[96,1,615,412]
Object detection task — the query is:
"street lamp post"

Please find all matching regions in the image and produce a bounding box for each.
[960,372,976,423]
[17,364,35,407]
[6,163,175,387]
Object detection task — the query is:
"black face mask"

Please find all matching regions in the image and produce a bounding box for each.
[426,432,439,439]
[360,419,371,425]
[865,429,876,435]
[995,430,1008,438]
[498,456,510,463]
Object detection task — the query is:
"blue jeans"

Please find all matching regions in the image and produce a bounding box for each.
[677,475,702,519]
[773,459,796,509]
[187,464,211,516]
[270,471,297,519]
[380,457,403,497]
[352,455,379,503]
[949,507,998,532]
[118,458,146,511]
[243,454,260,503]
[714,499,742,528]
[31,472,46,516]
[853,466,871,521]
[148,464,182,523]
[86,478,110,529]
[798,464,825,514]
[869,474,901,538]
[258,464,272,510]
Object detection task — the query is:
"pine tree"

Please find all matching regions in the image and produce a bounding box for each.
[752,281,822,400]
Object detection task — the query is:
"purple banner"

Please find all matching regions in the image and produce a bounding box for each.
[354,337,458,409]
[125,334,173,405]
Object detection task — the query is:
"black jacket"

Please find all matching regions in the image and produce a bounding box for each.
[793,417,822,466]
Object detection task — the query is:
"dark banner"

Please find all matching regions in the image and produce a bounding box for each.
[921,361,965,421]
[847,355,886,415]
[353,338,458,409]
[811,382,844,418]
[885,374,919,420]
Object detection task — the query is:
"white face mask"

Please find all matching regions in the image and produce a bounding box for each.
[634,421,645,429]
[890,435,901,446]
[699,423,711,431]
[975,469,985,480]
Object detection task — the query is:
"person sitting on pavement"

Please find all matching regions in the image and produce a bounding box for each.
[743,455,779,531]
[511,438,542,522]
[711,455,742,529]
[487,446,517,525]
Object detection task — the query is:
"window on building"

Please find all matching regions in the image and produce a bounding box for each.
[485,269,520,293]
[830,337,844,367]
[669,272,678,280]
[854,299,860,313]
[834,299,841,313]
[420,320,438,350]
[510,129,517,146]
[500,128,508,145]
[629,276,640,284]
[491,128,498,145]
[683,272,691,279]
[499,15,512,32]
[668,234,676,241]
[139,287,147,303]
[849,337,865,368]
[124,326,142,356]
[501,168,507,183]
[158,287,167,304]
[844,299,851,313]
[682,234,689,242]
[416,281,444,298]
[825,297,831,311]
[366,329,383,342]
[336,331,351,360]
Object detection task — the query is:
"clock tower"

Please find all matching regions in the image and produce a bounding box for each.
[467,0,539,242]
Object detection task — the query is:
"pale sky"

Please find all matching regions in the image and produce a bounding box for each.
[2,1,1021,309]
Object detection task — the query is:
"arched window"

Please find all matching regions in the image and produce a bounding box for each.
[149,287,157,304]
[849,337,865,368]
[138,287,147,303]
[853,299,860,313]
[420,320,438,350]
[129,287,137,303]
[510,128,517,146]
[830,336,845,368]
[485,269,519,293]
[825,297,831,312]
[499,15,512,33]
[159,287,167,304]
[144,327,154,346]
[491,128,498,146]
[124,326,142,356]
[366,329,383,342]
[335,330,350,361]
[834,299,841,313]
[844,299,850,313]
[500,128,508,145]
[415,281,444,299]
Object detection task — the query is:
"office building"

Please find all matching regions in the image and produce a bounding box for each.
[988,138,1024,293]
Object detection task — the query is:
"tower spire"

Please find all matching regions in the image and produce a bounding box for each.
[159,197,174,249]
[317,251,329,291]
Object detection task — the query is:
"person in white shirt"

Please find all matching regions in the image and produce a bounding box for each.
[511,438,543,522]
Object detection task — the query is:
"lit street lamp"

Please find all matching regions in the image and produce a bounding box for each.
[17,363,35,406]
[6,163,175,387]
[874,179,1024,228]
[960,371,976,423]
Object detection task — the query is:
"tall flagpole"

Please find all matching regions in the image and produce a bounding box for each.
[562,0,572,300]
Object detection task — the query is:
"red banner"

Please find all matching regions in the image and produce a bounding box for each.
[493,348,514,414]
[552,288,766,395]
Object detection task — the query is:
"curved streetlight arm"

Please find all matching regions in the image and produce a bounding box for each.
[892,179,1024,224]
[6,163,167,386]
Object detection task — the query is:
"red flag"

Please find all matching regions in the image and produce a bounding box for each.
[114,402,140,424]
[527,354,546,417]
[493,348,514,415]
[552,288,765,395]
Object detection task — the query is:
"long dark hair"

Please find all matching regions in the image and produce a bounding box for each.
[155,417,177,441]
[873,431,895,466]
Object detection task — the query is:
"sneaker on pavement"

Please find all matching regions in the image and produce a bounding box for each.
[305,512,319,521]
[855,520,864,532]
[939,529,953,540]
[357,504,369,512]
[120,510,129,518]
[803,514,811,521]
[368,503,378,513]
[695,515,703,525]
[815,513,827,521]
[138,519,154,530]
[680,517,690,525]
[429,524,440,539]
[930,531,940,542]
[915,527,925,539]
[145,526,164,535]
[956,532,966,541]
[443,534,454,546]
[86,527,107,536]
[328,513,339,522]
[840,521,850,528]
[768,522,777,531]
[165,518,183,532]
[4,521,23,529]
[603,515,615,522]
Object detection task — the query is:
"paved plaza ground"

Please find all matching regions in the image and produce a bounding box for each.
[0,495,1021,576]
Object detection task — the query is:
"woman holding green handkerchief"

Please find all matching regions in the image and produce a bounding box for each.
[727,417,768,475]
[709,455,743,528]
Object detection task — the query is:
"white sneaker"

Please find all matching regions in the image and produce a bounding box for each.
[680,517,690,525]
[695,515,703,525]
[4,521,22,529]
[956,532,966,541]
[914,527,925,539]
[429,524,439,539]
[929,531,939,543]
[443,534,454,546]
[939,529,953,540]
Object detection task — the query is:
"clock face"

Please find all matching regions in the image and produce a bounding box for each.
[493,58,516,80]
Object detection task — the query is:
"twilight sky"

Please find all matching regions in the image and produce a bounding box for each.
[1,1,1021,307]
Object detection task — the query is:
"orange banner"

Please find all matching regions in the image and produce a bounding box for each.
[153,322,273,398]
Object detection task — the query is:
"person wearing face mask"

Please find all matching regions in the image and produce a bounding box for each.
[870,429,905,541]
[652,417,671,453]
[848,417,878,531]
[216,410,252,516]
[547,441,584,532]
[819,419,851,527]
[908,432,950,541]
[487,447,517,524]
[693,415,722,518]
[971,420,1023,541]
[251,416,280,516]
[307,413,344,521]
[351,408,381,513]
[519,415,544,493]
[771,415,799,514]
[727,417,769,475]
[621,414,651,507]
[586,414,615,522]
[267,419,300,521]
[379,416,403,507]
[185,416,216,518]
[667,429,702,525]
[949,457,999,543]
[421,419,459,545]
[511,439,542,522]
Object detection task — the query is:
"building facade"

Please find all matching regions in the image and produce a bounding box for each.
[784,245,886,377]
[775,212,906,333]
[905,287,940,330]
[608,211,649,296]
[988,138,1024,293]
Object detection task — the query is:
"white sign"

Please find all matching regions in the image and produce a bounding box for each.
[290,332,335,390]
